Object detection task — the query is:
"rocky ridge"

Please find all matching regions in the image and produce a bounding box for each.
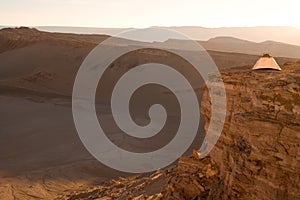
[58,63,299,199]
[201,62,300,199]
[57,156,220,200]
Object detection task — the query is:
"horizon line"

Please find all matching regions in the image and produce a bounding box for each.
[0,24,299,30]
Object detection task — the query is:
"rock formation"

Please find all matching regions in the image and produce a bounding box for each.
[201,62,300,199]
[59,63,299,199]
[57,156,221,200]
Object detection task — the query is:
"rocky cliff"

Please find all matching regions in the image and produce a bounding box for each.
[57,156,221,200]
[59,62,300,200]
[201,62,300,199]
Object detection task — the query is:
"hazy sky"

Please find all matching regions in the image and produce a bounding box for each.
[0,0,299,28]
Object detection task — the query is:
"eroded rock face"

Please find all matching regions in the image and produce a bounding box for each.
[57,156,221,200]
[161,156,221,200]
[59,63,299,200]
[201,63,300,199]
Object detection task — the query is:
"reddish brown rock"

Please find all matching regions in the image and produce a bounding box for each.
[201,63,300,199]
[59,63,299,200]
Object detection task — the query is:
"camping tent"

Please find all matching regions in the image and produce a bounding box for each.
[252,54,281,70]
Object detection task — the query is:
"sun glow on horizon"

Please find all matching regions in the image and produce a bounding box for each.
[0,0,299,29]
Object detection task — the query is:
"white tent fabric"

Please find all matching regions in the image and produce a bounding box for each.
[252,56,281,70]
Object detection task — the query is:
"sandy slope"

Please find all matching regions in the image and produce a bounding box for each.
[0,95,127,199]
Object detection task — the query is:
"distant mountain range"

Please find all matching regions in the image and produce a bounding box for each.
[198,37,300,59]
[168,26,300,46]
[1,26,298,46]
[1,27,300,59]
